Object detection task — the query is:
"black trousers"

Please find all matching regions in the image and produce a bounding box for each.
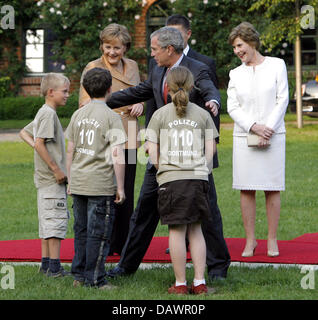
[110,149,137,255]
[117,163,231,277]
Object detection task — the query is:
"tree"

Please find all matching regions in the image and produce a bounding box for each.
[32,0,146,82]
[170,0,266,87]
[0,0,39,95]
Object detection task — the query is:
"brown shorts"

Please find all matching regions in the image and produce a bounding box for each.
[157,179,210,225]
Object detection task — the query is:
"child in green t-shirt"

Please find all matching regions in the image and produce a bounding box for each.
[19,73,70,277]
[65,67,126,289]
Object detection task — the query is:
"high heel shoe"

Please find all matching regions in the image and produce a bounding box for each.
[241,242,258,257]
[267,250,279,257]
[267,240,279,257]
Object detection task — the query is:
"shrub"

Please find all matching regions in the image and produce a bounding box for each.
[0,77,12,98]
[0,94,79,120]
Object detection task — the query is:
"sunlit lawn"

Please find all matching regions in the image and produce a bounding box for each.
[0,115,317,300]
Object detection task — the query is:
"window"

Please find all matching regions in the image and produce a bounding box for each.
[301,28,317,67]
[279,27,318,70]
[24,29,65,74]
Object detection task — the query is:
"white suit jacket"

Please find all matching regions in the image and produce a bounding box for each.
[227,56,289,136]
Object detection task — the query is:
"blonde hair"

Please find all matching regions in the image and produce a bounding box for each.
[166,66,194,117]
[40,73,70,97]
[99,23,131,52]
[228,21,261,50]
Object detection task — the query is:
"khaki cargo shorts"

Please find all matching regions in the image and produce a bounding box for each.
[37,183,69,239]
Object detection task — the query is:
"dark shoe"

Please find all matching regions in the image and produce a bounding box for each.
[38,267,48,275]
[106,266,131,278]
[165,247,170,254]
[208,273,226,282]
[168,284,188,295]
[47,267,71,278]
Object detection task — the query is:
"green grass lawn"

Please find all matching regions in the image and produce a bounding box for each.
[0,117,317,300]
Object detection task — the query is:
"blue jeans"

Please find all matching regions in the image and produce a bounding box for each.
[71,194,115,287]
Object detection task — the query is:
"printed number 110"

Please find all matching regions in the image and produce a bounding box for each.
[172,129,193,147]
[79,129,95,145]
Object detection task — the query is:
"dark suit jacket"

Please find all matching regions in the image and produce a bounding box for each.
[187,48,220,144]
[187,48,218,89]
[107,54,220,118]
[146,49,219,131]
[107,54,220,168]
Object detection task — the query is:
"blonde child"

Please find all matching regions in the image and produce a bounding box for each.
[19,73,70,277]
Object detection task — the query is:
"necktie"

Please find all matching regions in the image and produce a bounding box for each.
[163,68,170,104]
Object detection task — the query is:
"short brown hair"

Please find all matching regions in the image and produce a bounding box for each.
[99,23,131,52]
[228,22,261,50]
[83,67,112,98]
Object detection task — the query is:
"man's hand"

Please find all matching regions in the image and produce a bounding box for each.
[128,103,144,117]
[205,100,219,116]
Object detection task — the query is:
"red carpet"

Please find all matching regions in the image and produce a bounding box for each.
[1,234,318,265]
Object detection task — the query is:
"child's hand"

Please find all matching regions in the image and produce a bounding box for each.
[67,184,72,195]
[54,168,67,184]
[115,188,125,205]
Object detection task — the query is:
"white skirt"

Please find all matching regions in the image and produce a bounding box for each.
[232,134,285,191]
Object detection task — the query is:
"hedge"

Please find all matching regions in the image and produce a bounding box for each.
[0,93,79,120]
[0,89,228,121]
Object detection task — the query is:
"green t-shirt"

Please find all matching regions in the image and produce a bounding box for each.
[65,100,127,196]
[145,102,219,186]
[24,104,66,189]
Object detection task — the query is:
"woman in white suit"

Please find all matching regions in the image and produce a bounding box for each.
[227,22,289,258]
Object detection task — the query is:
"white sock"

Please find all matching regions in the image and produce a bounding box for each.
[175,281,187,286]
[193,278,206,287]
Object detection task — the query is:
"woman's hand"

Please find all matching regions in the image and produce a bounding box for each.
[128,103,144,117]
[257,136,271,148]
[251,123,274,140]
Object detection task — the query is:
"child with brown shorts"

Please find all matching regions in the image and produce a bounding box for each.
[145,66,218,295]
[19,73,70,277]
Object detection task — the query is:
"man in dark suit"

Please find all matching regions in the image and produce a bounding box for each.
[106,26,230,281]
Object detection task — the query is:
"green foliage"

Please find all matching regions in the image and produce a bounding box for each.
[169,0,268,86]
[250,0,318,50]
[0,76,11,98]
[32,0,147,80]
[0,0,39,95]
[0,93,79,120]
